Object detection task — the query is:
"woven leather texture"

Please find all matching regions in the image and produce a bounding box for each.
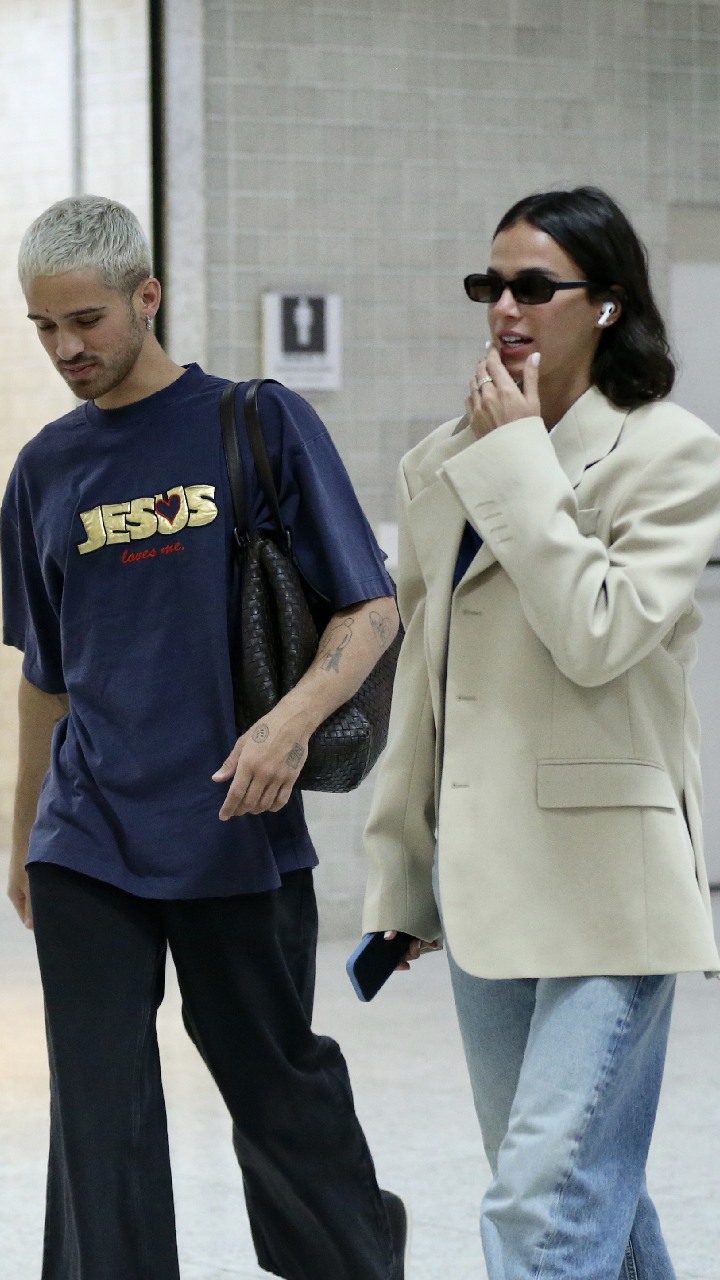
[233,532,318,729]
[232,531,402,793]
[222,377,402,793]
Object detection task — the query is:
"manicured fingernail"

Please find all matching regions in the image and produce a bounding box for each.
[485,339,492,350]
[530,352,541,366]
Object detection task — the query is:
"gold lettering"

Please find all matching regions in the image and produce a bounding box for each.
[155,485,189,535]
[126,497,158,540]
[77,506,107,555]
[78,482,217,555]
[102,503,131,544]
[186,484,218,527]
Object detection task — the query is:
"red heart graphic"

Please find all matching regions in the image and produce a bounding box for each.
[156,493,181,524]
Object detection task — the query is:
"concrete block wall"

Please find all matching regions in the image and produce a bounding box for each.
[197,0,720,531]
[177,0,720,933]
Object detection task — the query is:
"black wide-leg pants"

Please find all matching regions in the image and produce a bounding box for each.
[29,863,394,1280]
[183,863,322,1276]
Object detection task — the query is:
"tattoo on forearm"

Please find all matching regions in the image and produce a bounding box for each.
[317,618,354,674]
[285,743,304,769]
[252,723,270,743]
[369,610,393,651]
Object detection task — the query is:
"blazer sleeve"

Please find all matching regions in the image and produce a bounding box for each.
[439,409,720,688]
[362,458,441,942]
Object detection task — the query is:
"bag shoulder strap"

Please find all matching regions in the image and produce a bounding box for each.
[220,378,290,556]
[220,382,247,541]
[243,379,290,552]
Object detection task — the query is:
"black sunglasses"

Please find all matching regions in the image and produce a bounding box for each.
[463,271,594,305]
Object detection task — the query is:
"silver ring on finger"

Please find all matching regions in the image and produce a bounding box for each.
[477,375,494,390]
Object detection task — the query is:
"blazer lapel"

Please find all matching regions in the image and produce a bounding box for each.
[405,418,478,679]
[413,415,476,485]
[409,415,501,593]
[406,475,467,591]
[551,386,629,488]
[408,416,478,572]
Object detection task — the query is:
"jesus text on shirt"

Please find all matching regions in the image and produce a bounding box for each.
[77,484,218,554]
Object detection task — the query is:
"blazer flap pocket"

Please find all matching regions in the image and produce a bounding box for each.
[577,507,600,535]
[537,759,676,809]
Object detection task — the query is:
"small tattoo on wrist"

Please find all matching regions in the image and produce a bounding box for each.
[252,724,270,743]
[285,743,304,769]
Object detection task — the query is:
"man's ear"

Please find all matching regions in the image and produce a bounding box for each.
[136,276,162,324]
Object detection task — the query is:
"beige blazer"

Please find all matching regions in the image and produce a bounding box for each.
[363,387,720,978]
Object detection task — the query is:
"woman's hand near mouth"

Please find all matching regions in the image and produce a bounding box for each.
[466,346,542,440]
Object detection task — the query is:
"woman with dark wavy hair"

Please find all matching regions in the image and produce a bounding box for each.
[362,186,720,1279]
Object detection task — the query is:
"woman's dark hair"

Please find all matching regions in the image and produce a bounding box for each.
[494,186,675,408]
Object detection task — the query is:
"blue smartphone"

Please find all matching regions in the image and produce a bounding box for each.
[346,931,415,1001]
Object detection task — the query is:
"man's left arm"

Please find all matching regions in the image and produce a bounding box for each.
[213,594,399,817]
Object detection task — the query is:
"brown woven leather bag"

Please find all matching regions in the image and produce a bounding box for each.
[220,380,402,792]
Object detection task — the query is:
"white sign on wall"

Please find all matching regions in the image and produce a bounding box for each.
[261,292,342,390]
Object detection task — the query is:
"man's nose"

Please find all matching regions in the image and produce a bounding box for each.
[55,330,85,362]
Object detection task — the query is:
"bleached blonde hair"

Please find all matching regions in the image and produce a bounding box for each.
[18,195,152,296]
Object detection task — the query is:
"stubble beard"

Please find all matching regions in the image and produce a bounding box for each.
[58,311,146,402]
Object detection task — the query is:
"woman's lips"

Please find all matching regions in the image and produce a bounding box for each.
[496,337,534,366]
[497,335,533,352]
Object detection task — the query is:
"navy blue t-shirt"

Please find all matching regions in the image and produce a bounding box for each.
[1,365,394,898]
[453,522,483,589]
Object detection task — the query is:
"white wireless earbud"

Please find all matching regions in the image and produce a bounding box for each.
[597,302,616,328]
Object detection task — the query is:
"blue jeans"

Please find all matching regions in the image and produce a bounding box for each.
[435,869,677,1278]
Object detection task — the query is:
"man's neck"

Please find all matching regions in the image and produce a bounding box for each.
[94,342,188,409]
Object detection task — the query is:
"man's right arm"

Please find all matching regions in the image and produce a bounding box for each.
[8,675,69,929]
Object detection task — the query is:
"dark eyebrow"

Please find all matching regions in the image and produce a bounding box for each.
[27,306,109,321]
[485,267,561,279]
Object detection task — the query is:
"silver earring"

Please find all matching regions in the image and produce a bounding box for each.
[145,315,152,331]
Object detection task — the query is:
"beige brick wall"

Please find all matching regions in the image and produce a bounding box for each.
[0,0,150,846]
[197,0,720,538]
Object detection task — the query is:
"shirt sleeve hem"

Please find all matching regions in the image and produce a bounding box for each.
[330,573,396,609]
[21,658,67,696]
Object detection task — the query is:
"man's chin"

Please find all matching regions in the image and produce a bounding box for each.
[59,370,102,400]
[66,386,96,401]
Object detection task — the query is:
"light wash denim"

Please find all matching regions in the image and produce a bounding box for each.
[433,861,677,1280]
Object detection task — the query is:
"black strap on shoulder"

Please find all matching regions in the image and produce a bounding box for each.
[220,382,247,543]
[220,378,291,556]
[243,379,291,554]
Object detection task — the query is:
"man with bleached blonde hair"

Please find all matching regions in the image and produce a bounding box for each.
[3,194,409,1280]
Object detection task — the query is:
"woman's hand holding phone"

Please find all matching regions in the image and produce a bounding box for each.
[346,930,440,1001]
